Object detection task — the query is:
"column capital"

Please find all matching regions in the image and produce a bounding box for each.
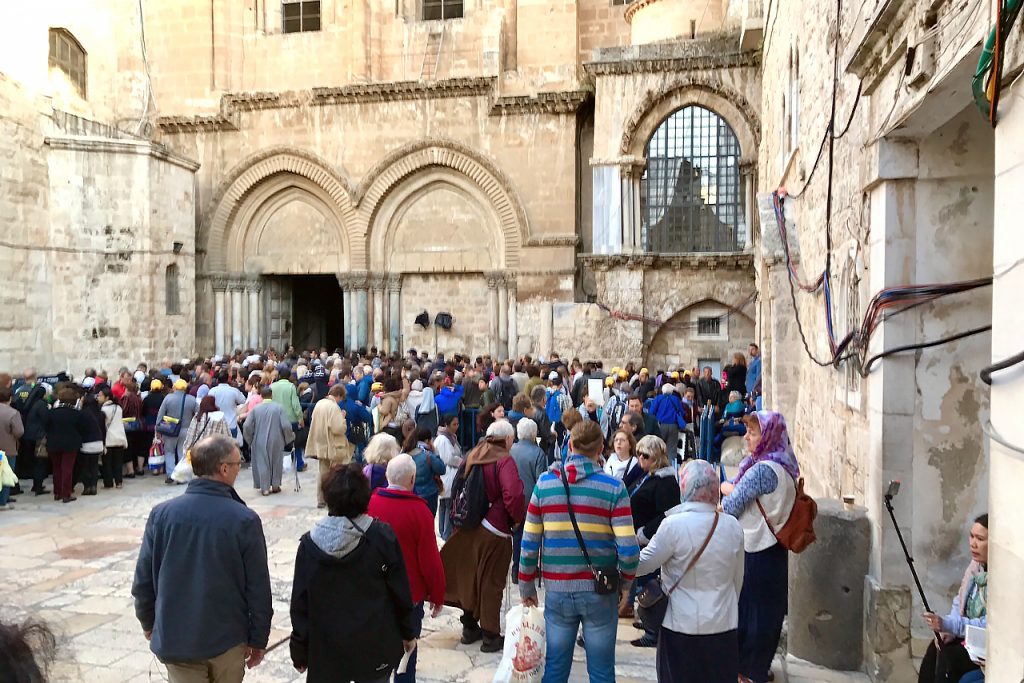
[369,273,388,291]
[348,271,370,289]
[210,275,231,292]
[485,271,510,289]
[386,274,403,292]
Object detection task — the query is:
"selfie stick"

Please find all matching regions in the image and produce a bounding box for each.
[884,480,941,640]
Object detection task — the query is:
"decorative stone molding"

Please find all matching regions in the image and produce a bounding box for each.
[199,148,360,272]
[579,252,754,271]
[623,0,659,23]
[524,234,579,247]
[585,49,760,77]
[369,273,388,290]
[44,136,201,172]
[357,139,530,268]
[490,90,591,116]
[313,77,495,105]
[347,271,370,289]
[386,274,403,292]
[485,271,505,288]
[618,79,761,159]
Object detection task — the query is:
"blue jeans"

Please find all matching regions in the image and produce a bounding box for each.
[394,602,424,683]
[543,590,617,683]
[290,423,305,471]
[0,485,9,506]
[438,498,454,540]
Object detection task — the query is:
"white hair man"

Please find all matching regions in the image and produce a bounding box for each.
[439,418,525,652]
[367,453,446,682]
[509,418,548,581]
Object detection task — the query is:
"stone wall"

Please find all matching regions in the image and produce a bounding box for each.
[399,273,491,357]
[759,1,996,678]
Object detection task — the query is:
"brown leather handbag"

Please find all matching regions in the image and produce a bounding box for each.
[756,476,817,553]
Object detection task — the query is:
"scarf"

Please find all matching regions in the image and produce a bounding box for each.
[417,387,436,415]
[437,425,459,449]
[735,410,800,482]
[957,560,987,619]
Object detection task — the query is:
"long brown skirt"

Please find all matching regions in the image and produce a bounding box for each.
[441,525,512,634]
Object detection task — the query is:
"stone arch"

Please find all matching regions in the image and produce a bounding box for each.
[200,148,360,272]
[645,296,756,369]
[370,168,504,271]
[357,139,529,268]
[620,80,760,163]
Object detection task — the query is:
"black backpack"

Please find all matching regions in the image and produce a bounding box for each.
[495,377,515,411]
[348,419,370,446]
[450,462,492,530]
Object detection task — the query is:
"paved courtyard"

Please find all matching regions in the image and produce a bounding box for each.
[0,467,867,683]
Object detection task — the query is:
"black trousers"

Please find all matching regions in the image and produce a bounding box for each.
[17,437,49,491]
[657,628,738,683]
[79,451,100,490]
[102,446,126,487]
[126,431,149,472]
[918,638,979,683]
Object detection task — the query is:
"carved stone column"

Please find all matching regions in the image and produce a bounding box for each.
[388,274,402,354]
[337,275,353,353]
[371,274,387,351]
[349,271,369,351]
[486,272,501,359]
[740,161,756,249]
[497,276,509,360]
[213,279,228,356]
[539,299,554,360]
[506,275,518,360]
[247,278,262,350]
[230,283,244,352]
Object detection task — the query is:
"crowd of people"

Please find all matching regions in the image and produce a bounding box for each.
[0,342,988,683]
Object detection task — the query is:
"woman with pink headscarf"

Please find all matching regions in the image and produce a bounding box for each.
[636,459,745,682]
[721,411,801,683]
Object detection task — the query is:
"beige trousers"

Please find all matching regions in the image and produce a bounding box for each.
[163,643,246,683]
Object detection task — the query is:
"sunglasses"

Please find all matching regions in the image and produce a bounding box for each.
[638,453,652,460]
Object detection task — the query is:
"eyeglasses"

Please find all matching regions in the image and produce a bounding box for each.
[224,460,243,468]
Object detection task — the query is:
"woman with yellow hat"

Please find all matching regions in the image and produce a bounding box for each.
[154,378,199,484]
[141,378,166,474]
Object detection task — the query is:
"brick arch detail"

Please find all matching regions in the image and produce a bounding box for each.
[619,80,761,163]
[356,139,530,268]
[200,147,360,272]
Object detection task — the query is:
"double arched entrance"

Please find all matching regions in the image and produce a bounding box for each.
[196,141,529,356]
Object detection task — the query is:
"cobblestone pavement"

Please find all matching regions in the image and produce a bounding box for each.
[0,467,867,683]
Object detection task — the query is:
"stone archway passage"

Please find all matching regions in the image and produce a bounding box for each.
[645,299,755,372]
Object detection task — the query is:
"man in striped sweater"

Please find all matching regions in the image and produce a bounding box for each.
[519,421,639,683]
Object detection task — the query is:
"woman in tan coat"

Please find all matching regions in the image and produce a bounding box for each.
[305,384,350,508]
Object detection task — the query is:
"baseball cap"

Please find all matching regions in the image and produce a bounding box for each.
[150,379,164,392]
[640,367,649,374]
[173,379,188,391]
[605,376,614,387]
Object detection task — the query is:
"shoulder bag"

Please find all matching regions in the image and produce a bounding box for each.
[637,511,719,632]
[156,393,187,437]
[561,471,619,595]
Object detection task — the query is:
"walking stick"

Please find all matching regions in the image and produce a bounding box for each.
[883,480,941,641]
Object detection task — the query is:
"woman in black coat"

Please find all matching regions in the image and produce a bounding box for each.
[629,434,682,648]
[290,463,415,683]
[43,388,90,503]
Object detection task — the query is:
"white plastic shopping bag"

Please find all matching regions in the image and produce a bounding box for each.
[493,604,545,683]
[170,457,193,483]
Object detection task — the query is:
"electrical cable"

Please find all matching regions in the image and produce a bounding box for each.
[861,324,992,375]
[980,349,1024,385]
[982,419,1024,456]
[763,0,779,56]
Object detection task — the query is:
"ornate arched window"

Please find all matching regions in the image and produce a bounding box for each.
[640,105,743,253]
[165,264,181,315]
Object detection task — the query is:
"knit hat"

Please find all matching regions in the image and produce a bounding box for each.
[150,379,164,392]
[173,379,188,391]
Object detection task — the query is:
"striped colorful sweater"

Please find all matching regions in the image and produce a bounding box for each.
[518,453,640,600]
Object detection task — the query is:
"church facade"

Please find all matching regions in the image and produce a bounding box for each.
[0,0,759,372]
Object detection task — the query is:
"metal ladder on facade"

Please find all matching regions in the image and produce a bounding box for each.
[420,26,445,81]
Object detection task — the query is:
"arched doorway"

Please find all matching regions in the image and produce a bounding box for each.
[646,299,755,373]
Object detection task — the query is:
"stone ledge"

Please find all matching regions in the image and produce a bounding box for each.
[43,135,201,172]
[580,252,755,271]
[585,33,760,76]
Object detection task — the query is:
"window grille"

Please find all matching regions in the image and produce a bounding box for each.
[423,0,464,20]
[283,0,321,33]
[697,316,721,336]
[165,265,181,315]
[640,106,744,253]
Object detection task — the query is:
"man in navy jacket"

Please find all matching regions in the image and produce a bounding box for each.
[132,435,273,682]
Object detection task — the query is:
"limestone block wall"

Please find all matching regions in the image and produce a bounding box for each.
[0,75,55,373]
[399,273,491,357]
[626,0,729,45]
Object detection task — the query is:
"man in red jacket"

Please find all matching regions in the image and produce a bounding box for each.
[368,453,446,683]
[440,419,526,653]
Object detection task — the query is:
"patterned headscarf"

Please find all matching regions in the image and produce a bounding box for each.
[680,460,720,505]
[735,410,800,482]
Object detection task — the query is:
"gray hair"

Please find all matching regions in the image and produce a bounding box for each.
[386,453,417,487]
[364,433,400,465]
[516,417,538,441]
[191,435,238,477]
[729,390,742,402]
[487,419,515,440]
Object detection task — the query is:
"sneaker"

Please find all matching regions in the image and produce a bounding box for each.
[62,496,77,504]
[34,487,51,496]
[164,477,175,485]
[630,634,657,648]
[0,504,11,511]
